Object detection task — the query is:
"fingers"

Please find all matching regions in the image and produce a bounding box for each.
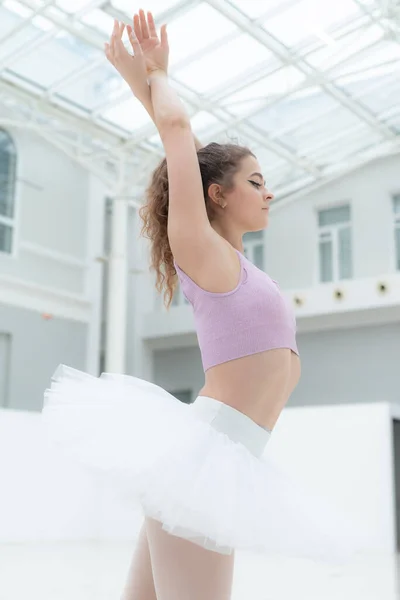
[139,8,149,39]
[133,13,142,43]
[127,24,143,57]
[104,42,113,65]
[147,11,157,38]
[160,23,168,48]
[105,20,131,65]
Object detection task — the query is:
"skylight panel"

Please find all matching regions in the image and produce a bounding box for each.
[55,0,94,13]
[228,0,283,19]
[306,23,383,71]
[59,63,125,111]
[10,31,96,89]
[3,0,32,18]
[81,9,115,34]
[111,0,180,17]
[222,67,306,117]
[100,96,153,132]
[261,0,362,48]
[174,34,272,93]
[166,3,237,67]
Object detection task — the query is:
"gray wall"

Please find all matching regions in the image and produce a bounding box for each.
[0,127,96,411]
[0,303,87,412]
[153,346,203,403]
[0,127,89,294]
[292,322,400,406]
[265,155,400,289]
[152,322,400,408]
[393,420,400,551]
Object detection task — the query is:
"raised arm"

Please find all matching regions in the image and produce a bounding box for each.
[104,16,202,151]
[106,11,222,276]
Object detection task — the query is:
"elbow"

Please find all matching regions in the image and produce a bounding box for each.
[158,116,191,136]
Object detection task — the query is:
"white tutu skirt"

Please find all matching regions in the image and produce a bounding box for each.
[42,365,366,564]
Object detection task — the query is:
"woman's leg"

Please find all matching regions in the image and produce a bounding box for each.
[145,517,235,600]
[121,520,157,600]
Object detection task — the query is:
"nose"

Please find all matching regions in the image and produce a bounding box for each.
[265,189,274,202]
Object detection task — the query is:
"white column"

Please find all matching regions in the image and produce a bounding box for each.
[85,174,106,376]
[105,193,128,373]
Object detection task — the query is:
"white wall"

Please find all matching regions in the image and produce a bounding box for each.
[265,155,400,289]
[0,127,108,408]
[0,128,90,293]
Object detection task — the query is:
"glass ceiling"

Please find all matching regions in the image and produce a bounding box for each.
[0,0,399,197]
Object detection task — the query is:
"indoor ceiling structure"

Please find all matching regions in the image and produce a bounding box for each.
[0,0,399,201]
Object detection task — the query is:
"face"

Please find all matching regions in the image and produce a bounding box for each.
[211,154,275,232]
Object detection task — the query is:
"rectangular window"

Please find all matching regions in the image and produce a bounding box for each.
[243,230,265,270]
[0,222,13,253]
[318,204,352,282]
[0,333,11,408]
[394,195,400,271]
[0,131,16,255]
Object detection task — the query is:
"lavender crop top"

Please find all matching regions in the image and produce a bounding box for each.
[174,248,299,372]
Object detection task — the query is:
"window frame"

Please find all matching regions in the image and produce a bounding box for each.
[316,202,353,284]
[393,193,400,272]
[0,129,18,259]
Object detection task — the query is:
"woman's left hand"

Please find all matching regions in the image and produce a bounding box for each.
[104,19,148,102]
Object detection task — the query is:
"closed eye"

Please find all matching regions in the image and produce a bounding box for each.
[249,180,262,188]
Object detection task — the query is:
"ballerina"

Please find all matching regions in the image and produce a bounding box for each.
[42,10,365,600]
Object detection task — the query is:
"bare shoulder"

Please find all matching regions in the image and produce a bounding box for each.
[171,228,242,294]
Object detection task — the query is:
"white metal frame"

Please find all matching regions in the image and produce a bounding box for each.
[0,0,397,199]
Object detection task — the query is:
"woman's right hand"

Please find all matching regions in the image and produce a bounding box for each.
[104,10,169,101]
[131,9,169,76]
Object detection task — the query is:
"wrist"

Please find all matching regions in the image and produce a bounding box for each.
[148,69,168,81]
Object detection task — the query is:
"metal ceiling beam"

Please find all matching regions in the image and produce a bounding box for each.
[206,0,397,142]
[3,0,391,166]
[0,0,398,202]
[46,0,199,100]
[209,15,375,104]
[354,0,400,40]
[0,0,55,51]
[0,77,120,144]
[121,75,321,175]
[0,78,152,191]
[98,8,393,165]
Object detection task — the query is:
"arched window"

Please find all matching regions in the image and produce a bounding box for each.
[0,129,17,254]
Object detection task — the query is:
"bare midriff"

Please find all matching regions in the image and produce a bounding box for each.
[197,348,301,432]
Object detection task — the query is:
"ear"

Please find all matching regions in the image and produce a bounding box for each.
[207,183,224,206]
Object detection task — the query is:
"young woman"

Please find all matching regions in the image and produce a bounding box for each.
[42,10,362,600]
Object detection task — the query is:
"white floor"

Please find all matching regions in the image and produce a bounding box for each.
[0,542,398,600]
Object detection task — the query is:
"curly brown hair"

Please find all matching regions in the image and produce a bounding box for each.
[139,142,255,310]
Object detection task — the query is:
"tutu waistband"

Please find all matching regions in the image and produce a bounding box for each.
[191,396,271,458]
